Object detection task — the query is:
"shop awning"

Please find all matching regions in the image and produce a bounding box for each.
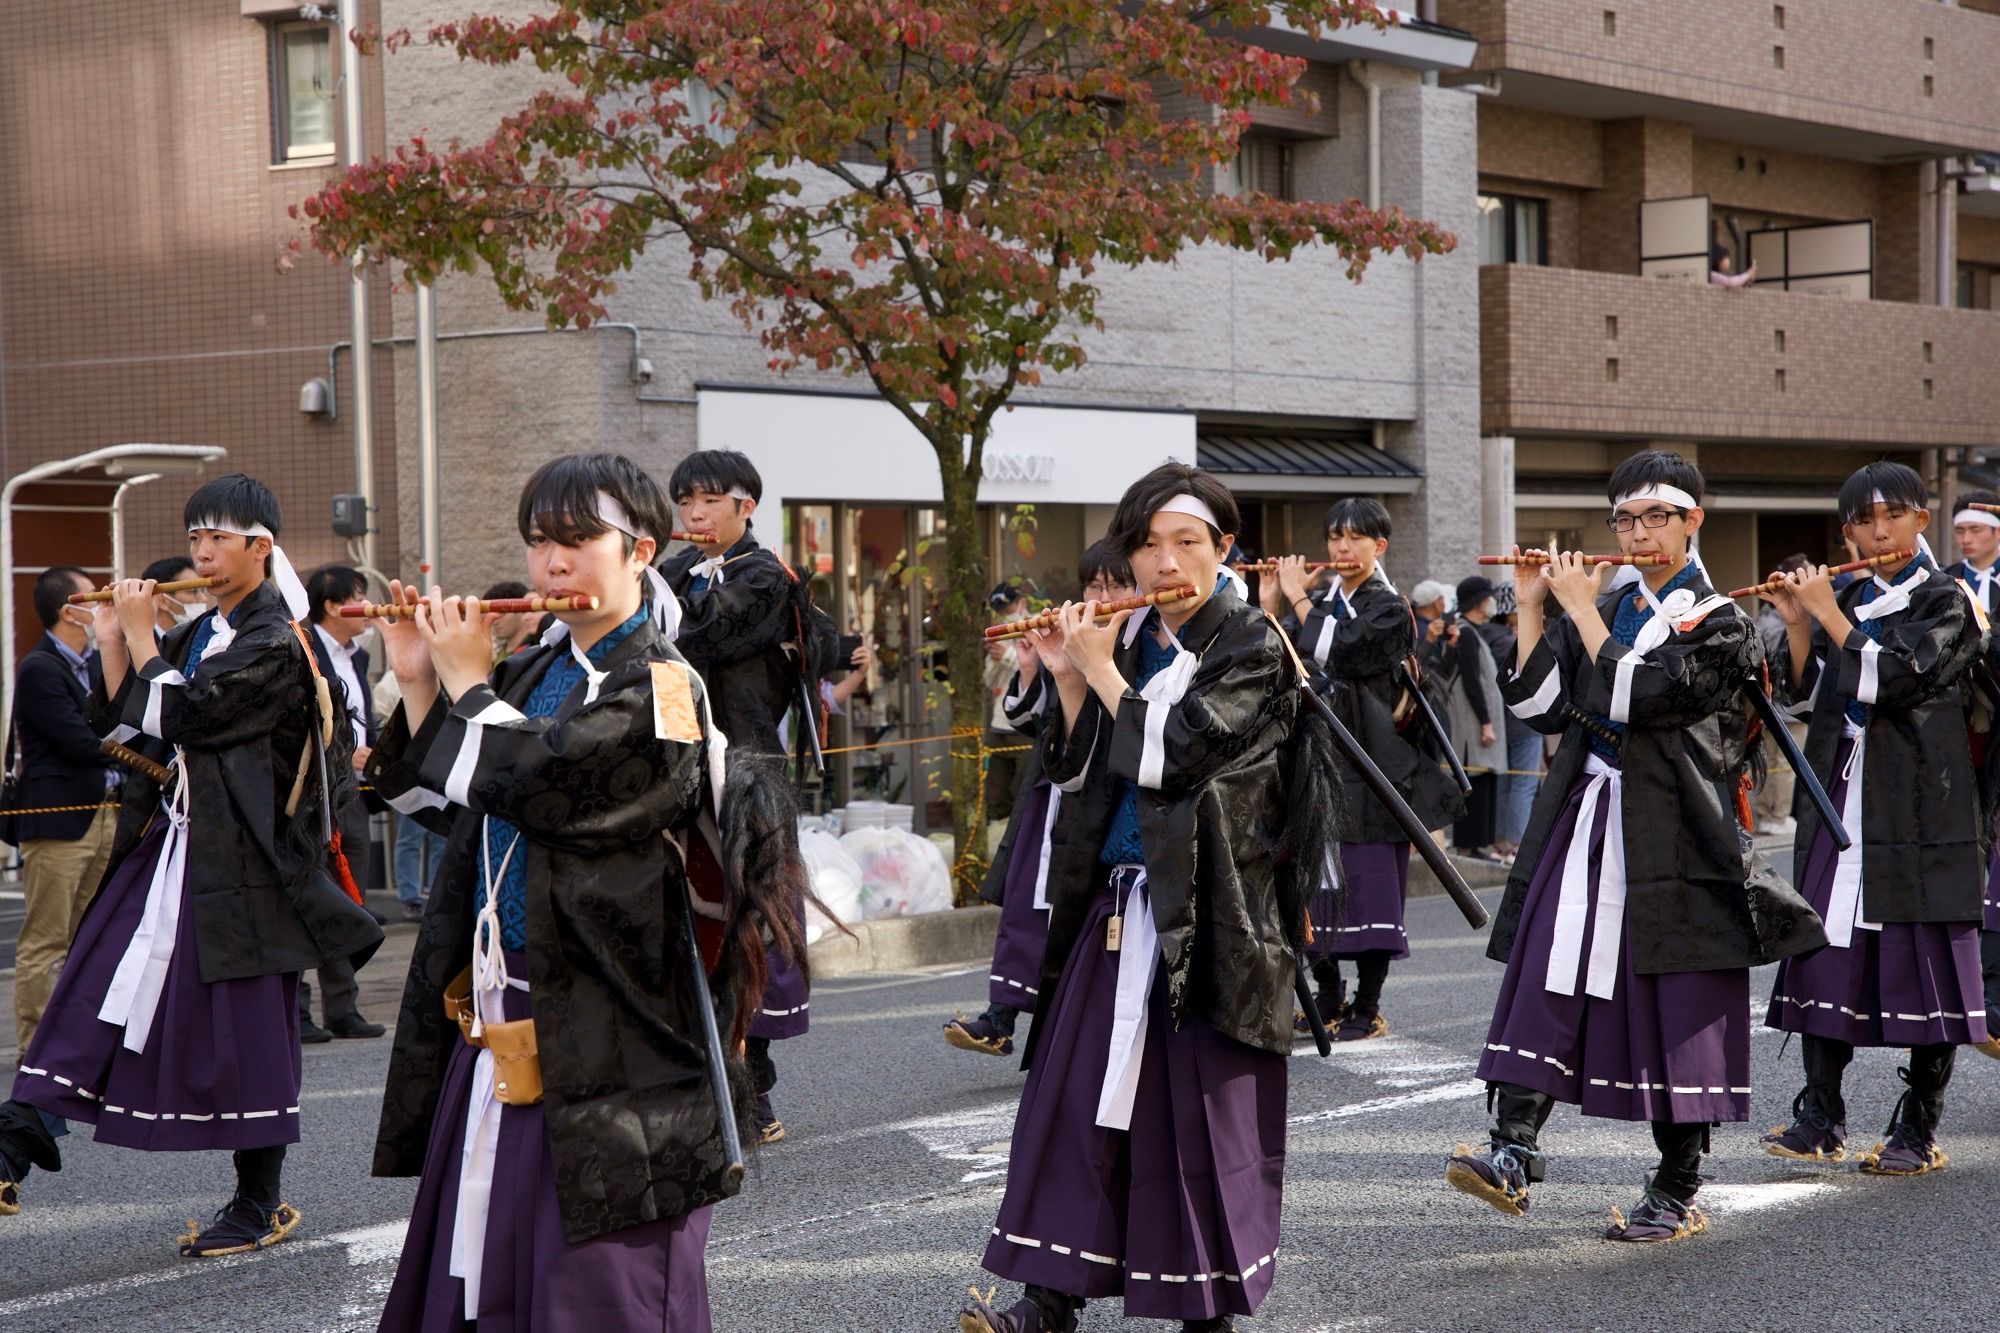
[1197,432,1425,494]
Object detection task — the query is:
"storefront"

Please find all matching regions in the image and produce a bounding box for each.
[694,385,1191,824]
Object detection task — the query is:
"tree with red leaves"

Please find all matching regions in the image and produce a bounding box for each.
[299,0,1453,895]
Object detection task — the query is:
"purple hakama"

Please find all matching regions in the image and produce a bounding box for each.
[1306,841,1410,960]
[987,778,1055,1010]
[1984,843,2000,933]
[748,887,810,1041]
[1766,737,1987,1049]
[1475,769,1751,1124]
[378,973,714,1333]
[11,822,302,1151]
[981,872,1287,1321]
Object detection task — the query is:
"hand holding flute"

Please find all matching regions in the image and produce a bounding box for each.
[1726,549,1913,600]
[68,575,219,604]
[1477,552,1670,568]
[340,594,600,619]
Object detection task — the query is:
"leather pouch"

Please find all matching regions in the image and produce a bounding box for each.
[484,1017,544,1106]
[442,966,480,1047]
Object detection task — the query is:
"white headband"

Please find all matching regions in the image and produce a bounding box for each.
[1612,483,1699,512]
[186,515,309,620]
[590,491,683,642]
[1955,510,2000,530]
[1156,493,1222,531]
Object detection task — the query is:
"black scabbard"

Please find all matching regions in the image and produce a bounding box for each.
[678,886,746,1190]
[1299,681,1489,930]
[1294,954,1332,1057]
[1399,663,1474,795]
[1743,681,1848,851]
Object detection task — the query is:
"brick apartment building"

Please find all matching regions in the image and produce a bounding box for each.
[1437,0,2000,586]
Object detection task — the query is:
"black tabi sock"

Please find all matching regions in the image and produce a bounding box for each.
[233,1145,286,1209]
[744,1036,778,1096]
[982,1004,1020,1036]
[1649,1121,1708,1202]
[0,1099,62,1180]
[1351,951,1392,1016]
[1024,1282,1083,1329]
[1488,1082,1553,1179]
[1801,1034,1854,1126]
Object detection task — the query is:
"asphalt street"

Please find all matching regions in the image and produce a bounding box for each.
[3,851,1996,1331]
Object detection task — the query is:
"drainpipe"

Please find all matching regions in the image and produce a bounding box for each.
[1348,61,1381,209]
[1419,0,1439,86]
[338,0,377,571]
[414,284,441,582]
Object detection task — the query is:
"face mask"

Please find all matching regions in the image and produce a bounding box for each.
[66,610,98,653]
[171,598,205,626]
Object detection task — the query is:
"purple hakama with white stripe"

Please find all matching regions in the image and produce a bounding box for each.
[1766,736,1987,1049]
[987,778,1055,1010]
[981,872,1286,1321]
[1306,841,1410,960]
[748,887,810,1040]
[378,973,714,1333]
[1475,769,1751,1123]
[11,821,302,1151]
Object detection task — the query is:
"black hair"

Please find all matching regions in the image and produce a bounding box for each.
[483,580,530,601]
[1104,462,1240,557]
[668,448,763,505]
[141,556,196,584]
[304,565,367,624]
[1838,461,1927,526]
[33,566,89,628]
[1777,552,1812,576]
[516,452,673,555]
[1606,449,1704,508]
[1956,489,2000,513]
[183,473,281,538]
[1078,538,1134,591]
[1323,497,1391,541]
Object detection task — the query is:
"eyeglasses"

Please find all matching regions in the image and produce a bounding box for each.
[1604,508,1685,533]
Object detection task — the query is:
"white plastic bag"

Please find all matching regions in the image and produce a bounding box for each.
[799,828,863,944]
[841,826,953,918]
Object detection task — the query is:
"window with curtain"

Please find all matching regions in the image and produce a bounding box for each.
[1476,193,1547,266]
[273,22,335,163]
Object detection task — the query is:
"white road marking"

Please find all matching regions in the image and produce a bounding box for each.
[1697,1180,1834,1213]
[1288,1079,1487,1125]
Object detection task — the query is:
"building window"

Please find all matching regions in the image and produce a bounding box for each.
[1225,134,1295,201]
[272,21,336,163]
[1959,263,1994,311]
[1476,193,1546,265]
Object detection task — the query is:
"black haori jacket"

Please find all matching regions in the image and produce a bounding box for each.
[1774,561,1985,924]
[1493,576,1825,974]
[93,580,382,982]
[367,619,744,1245]
[658,528,796,755]
[1293,575,1463,841]
[978,667,1052,907]
[1025,587,1302,1060]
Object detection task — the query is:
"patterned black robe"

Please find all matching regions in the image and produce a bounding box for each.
[367,619,744,1244]
[658,528,798,755]
[1494,575,1824,973]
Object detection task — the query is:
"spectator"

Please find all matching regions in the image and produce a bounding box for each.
[1709,245,1757,289]
[1409,577,1460,695]
[138,556,211,637]
[297,565,386,1042]
[1946,492,2000,617]
[8,567,118,1054]
[482,580,541,658]
[1448,576,1508,861]
[1489,583,1541,856]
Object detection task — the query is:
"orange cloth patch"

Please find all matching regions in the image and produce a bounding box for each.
[650,660,702,743]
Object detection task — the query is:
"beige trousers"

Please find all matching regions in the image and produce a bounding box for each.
[14,804,118,1051]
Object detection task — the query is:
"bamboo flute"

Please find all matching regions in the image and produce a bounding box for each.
[340,595,600,619]
[1476,553,1672,568]
[985,585,1200,640]
[1231,560,1363,574]
[69,576,217,604]
[1727,549,1915,599]
[667,531,719,544]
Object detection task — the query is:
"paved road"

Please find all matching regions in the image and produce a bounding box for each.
[5,855,1999,1330]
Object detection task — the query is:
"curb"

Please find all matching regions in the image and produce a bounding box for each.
[809,905,1000,981]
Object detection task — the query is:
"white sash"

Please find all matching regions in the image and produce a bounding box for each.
[451,824,528,1318]
[96,753,190,1053]
[1032,787,1062,912]
[1543,753,1626,1000]
[1821,722,1882,949]
[1095,866,1159,1131]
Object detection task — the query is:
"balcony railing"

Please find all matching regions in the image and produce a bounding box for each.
[1480,265,2000,447]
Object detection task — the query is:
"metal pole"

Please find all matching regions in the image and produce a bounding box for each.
[414,283,442,582]
[338,0,377,570]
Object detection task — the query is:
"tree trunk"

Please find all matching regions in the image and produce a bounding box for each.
[935,441,990,906]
